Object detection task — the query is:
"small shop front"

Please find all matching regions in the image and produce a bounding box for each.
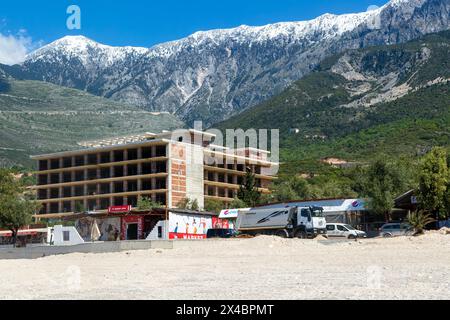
[121,215,143,240]
[109,205,165,240]
[74,205,165,241]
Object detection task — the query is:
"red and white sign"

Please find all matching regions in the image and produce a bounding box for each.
[169,233,207,240]
[108,205,132,214]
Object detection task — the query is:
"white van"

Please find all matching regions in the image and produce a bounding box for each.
[326,223,367,239]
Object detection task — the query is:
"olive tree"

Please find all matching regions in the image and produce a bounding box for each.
[204,198,225,213]
[0,169,40,246]
[363,158,407,222]
[418,147,448,221]
[137,196,162,211]
[237,169,261,207]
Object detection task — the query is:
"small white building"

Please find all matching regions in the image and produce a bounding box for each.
[48,225,85,246]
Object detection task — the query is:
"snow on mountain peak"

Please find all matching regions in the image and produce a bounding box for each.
[388,0,420,5]
[149,7,384,57]
[386,0,428,9]
[26,35,148,66]
[25,0,427,63]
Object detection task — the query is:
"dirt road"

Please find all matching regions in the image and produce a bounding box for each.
[1,234,449,300]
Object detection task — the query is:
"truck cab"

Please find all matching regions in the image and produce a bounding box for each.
[294,206,327,238]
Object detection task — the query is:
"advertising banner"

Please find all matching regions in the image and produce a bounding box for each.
[75,217,95,241]
[98,218,121,241]
[219,209,240,219]
[76,217,122,242]
[169,212,212,240]
[322,199,367,212]
[212,217,232,229]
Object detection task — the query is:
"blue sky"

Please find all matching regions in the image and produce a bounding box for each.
[1,0,390,48]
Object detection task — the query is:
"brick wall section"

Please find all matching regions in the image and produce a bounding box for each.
[171,144,187,207]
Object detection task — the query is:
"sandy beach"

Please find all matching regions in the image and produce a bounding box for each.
[1,233,449,300]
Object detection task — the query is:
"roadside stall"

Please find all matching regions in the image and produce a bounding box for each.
[73,205,166,241]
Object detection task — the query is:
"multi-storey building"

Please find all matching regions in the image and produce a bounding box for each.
[32,129,278,218]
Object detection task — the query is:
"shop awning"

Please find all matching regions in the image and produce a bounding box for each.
[0,229,48,237]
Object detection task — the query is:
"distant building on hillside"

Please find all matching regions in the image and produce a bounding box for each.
[320,157,361,169]
[305,134,327,140]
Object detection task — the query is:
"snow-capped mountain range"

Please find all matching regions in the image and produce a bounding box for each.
[9,0,450,125]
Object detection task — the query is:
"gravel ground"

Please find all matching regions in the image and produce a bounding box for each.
[0,233,449,300]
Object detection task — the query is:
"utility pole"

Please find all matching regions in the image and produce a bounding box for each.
[165,190,169,240]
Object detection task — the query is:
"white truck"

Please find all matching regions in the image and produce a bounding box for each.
[236,206,327,239]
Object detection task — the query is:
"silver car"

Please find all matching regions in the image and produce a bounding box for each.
[380,223,413,237]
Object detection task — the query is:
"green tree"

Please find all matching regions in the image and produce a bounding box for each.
[177,198,191,210]
[444,152,450,220]
[407,211,436,235]
[229,197,247,209]
[177,197,200,211]
[444,186,450,221]
[258,193,275,205]
[137,196,162,211]
[0,168,19,196]
[417,147,448,220]
[308,179,358,200]
[270,176,310,202]
[204,199,225,213]
[237,169,261,207]
[190,199,199,211]
[0,199,37,246]
[0,169,39,247]
[74,202,85,214]
[363,158,407,222]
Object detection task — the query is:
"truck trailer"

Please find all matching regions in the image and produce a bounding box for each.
[236,206,327,239]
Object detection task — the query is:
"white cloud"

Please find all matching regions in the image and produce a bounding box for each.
[0,33,32,65]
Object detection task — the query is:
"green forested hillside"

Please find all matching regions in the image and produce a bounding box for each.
[0,79,184,168]
[216,31,450,171]
[281,83,450,161]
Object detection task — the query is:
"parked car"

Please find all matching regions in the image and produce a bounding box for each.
[326,223,367,239]
[380,223,413,237]
[207,229,237,239]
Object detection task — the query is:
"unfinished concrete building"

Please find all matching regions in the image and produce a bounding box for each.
[32,130,278,218]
